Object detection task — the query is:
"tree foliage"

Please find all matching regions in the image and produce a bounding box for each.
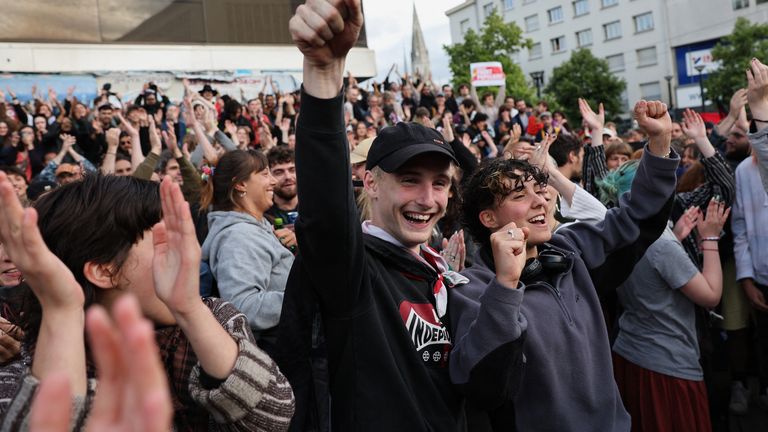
[544,49,626,124]
[443,11,533,101]
[706,17,768,108]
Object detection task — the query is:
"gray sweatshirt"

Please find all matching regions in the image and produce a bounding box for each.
[201,211,294,337]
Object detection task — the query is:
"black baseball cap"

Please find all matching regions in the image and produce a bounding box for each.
[365,122,458,172]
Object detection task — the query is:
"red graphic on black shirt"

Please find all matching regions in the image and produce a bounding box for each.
[399,301,452,366]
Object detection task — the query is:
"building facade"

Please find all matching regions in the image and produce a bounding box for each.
[0,0,375,77]
[446,0,768,115]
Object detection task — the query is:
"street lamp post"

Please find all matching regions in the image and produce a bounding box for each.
[664,75,673,110]
[530,71,544,99]
[694,64,706,113]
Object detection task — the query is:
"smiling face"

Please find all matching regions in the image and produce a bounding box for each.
[240,168,277,214]
[271,161,296,201]
[481,174,552,249]
[7,173,27,199]
[0,244,23,287]
[364,153,452,253]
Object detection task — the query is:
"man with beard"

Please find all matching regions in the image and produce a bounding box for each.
[266,146,298,223]
[266,147,299,254]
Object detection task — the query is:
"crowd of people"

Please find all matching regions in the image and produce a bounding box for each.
[1,1,768,431]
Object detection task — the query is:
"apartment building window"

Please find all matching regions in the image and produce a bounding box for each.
[606,53,625,72]
[733,0,749,8]
[634,12,654,33]
[483,3,495,18]
[460,19,470,36]
[524,0,536,4]
[604,21,622,40]
[525,14,540,32]
[529,42,543,59]
[576,29,593,47]
[602,0,619,7]
[551,35,566,53]
[757,0,767,4]
[573,0,590,16]
[637,46,657,67]
[504,0,515,9]
[548,6,564,24]
[640,82,662,101]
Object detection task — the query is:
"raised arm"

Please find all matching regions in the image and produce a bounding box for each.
[678,108,736,209]
[747,58,768,191]
[290,0,368,317]
[100,128,121,175]
[715,88,747,138]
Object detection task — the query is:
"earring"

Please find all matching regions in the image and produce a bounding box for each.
[238,190,246,198]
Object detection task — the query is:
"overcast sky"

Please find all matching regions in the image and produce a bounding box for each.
[363,0,465,85]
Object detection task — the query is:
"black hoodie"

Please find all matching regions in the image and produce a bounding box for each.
[288,89,466,431]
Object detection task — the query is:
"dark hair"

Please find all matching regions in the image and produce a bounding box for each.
[21,175,161,343]
[415,107,431,119]
[267,146,295,168]
[461,99,476,110]
[223,99,242,121]
[0,165,27,182]
[200,149,268,212]
[549,134,584,167]
[157,150,176,174]
[461,158,548,247]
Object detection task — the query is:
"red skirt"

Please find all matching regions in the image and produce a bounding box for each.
[612,352,711,432]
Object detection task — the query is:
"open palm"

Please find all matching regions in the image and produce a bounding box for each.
[0,173,83,310]
[152,178,201,316]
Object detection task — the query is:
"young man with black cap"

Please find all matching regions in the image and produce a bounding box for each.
[285,1,496,430]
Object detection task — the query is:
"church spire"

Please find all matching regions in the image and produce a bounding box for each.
[410,4,431,79]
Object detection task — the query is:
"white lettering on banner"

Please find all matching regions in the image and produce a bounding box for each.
[470,61,506,87]
[685,49,720,76]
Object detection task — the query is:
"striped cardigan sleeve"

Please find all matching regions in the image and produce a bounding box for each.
[582,144,610,202]
[188,299,295,432]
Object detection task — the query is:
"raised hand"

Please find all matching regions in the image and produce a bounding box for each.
[441,229,466,272]
[148,118,163,155]
[290,0,364,97]
[182,97,197,126]
[162,123,178,153]
[746,58,768,122]
[529,132,555,169]
[0,172,84,311]
[152,178,203,316]
[633,100,672,157]
[681,108,706,140]
[116,112,138,136]
[578,98,604,132]
[105,128,121,152]
[491,222,529,289]
[697,197,730,238]
[673,206,701,241]
[59,133,76,151]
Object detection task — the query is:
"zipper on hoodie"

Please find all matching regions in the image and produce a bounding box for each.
[528,281,574,325]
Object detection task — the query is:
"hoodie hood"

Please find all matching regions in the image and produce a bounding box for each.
[202,211,273,260]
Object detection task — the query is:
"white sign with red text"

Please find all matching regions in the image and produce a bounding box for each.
[470,62,506,87]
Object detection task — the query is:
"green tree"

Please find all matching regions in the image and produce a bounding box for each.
[544,49,625,124]
[443,10,533,101]
[706,17,768,109]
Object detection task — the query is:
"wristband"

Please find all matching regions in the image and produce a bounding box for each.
[701,237,720,242]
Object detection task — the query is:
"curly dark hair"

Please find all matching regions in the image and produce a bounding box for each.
[461,158,548,247]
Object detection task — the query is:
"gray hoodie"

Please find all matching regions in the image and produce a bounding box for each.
[201,211,294,337]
